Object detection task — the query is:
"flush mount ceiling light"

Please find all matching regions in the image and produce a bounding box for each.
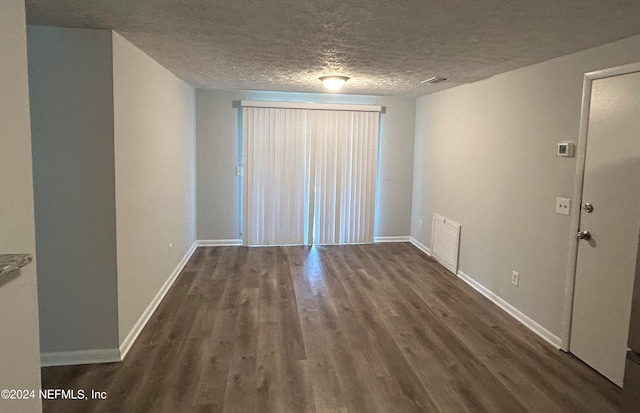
[319,75,349,91]
[420,76,448,84]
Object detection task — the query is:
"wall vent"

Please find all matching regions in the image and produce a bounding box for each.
[431,213,461,275]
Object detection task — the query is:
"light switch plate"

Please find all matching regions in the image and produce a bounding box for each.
[556,197,571,215]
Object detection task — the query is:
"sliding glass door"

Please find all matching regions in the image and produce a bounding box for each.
[308,110,379,244]
[242,107,310,245]
[242,101,380,246]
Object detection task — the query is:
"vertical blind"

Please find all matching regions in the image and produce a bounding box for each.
[242,102,381,246]
[309,110,379,244]
[242,107,310,245]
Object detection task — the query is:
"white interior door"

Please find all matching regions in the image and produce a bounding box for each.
[570,70,640,386]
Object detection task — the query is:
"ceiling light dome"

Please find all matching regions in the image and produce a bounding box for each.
[320,75,349,91]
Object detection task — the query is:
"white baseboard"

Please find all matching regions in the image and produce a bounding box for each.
[197,239,242,246]
[41,348,120,367]
[409,236,560,349]
[410,236,432,256]
[40,241,198,367]
[456,270,562,349]
[119,240,198,360]
[374,236,411,243]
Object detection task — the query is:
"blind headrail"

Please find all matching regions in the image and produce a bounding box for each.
[239,100,383,113]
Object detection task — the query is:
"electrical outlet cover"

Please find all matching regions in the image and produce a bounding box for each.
[556,197,571,215]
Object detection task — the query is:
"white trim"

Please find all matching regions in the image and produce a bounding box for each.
[561,62,640,352]
[239,100,383,113]
[410,236,432,256]
[197,239,242,247]
[246,243,310,247]
[583,61,640,82]
[119,241,198,360]
[457,270,562,350]
[409,236,560,349]
[374,236,411,243]
[41,348,120,367]
[561,73,591,352]
[40,241,199,367]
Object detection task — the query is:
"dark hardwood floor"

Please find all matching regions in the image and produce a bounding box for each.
[41,243,620,412]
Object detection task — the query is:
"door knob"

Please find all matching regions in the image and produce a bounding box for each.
[583,203,594,213]
[577,230,592,240]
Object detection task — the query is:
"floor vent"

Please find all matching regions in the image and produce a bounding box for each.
[431,213,461,275]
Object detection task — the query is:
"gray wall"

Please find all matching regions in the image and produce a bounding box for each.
[196,90,416,240]
[112,32,196,345]
[0,1,42,411]
[27,27,197,356]
[28,27,119,353]
[411,34,640,338]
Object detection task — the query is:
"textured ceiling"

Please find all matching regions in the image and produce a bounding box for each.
[25,0,640,96]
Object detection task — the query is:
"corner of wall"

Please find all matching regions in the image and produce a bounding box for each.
[118,240,197,359]
[28,25,120,358]
[111,32,198,352]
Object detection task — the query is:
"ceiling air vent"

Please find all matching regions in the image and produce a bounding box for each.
[420,76,447,84]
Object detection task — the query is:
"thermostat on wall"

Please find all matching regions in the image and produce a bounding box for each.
[557,142,575,158]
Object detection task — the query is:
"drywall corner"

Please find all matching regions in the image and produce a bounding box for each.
[111,32,196,346]
[28,25,120,355]
[0,1,43,411]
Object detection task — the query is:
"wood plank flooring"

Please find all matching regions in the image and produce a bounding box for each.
[41,243,620,412]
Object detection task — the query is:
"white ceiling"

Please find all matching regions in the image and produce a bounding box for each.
[25,0,640,96]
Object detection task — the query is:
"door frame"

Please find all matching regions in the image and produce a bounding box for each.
[561,61,640,351]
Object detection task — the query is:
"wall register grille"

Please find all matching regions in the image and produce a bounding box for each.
[431,213,461,275]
